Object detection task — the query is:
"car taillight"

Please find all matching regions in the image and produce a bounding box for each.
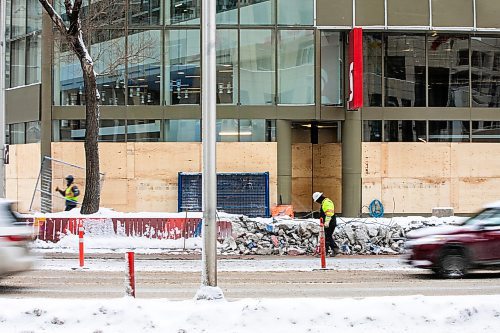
[1,235,30,242]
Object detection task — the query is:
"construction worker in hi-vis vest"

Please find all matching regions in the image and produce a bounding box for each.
[55,175,80,211]
[313,191,339,256]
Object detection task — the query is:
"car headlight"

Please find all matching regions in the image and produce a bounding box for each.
[410,235,447,246]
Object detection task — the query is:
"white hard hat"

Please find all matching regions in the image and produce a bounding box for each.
[312,192,323,202]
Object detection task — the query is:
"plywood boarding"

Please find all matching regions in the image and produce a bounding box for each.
[49,142,278,213]
[313,177,342,214]
[362,177,382,213]
[292,144,312,178]
[455,178,500,213]
[385,143,451,178]
[292,177,313,213]
[313,144,342,178]
[362,143,500,214]
[362,143,382,178]
[380,177,451,214]
[451,143,500,178]
[99,143,127,178]
[15,143,41,179]
[292,143,342,214]
[133,142,201,177]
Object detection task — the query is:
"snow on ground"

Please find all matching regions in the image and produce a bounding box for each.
[28,211,469,255]
[3,211,495,332]
[0,295,499,333]
[35,257,415,272]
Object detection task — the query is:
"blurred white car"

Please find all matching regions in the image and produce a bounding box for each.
[0,199,35,277]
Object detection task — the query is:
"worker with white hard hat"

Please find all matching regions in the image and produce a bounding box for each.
[313,191,339,256]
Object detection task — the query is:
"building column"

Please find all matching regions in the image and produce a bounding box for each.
[277,119,292,205]
[40,12,53,213]
[41,12,52,160]
[342,111,362,217]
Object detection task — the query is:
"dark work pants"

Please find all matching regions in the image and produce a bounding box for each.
[65,201,77,211]
[324,216,337,254]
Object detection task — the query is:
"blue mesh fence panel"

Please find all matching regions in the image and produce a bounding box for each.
[178,172,270,217]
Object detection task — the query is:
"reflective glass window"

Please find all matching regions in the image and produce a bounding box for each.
[239,119,266,142]
[166,29,201,105]
[129,0,161,25]
[168,0,200,25]
[10,39,26,87]
[27,0,42,33]
[472,121,500,142]
[57,119,127,142]
[384,35,425,107]
[278,0,313,25]
[217,119,239,142]
[164,120,201,142]
[127,120,161,142]
[471,37,500,107]
[89,0,126,27]
[217,29,238,104]
[384,121,426,142]
[55,51,85,106]
[428,34,470,107]
[5,42,10,88]
[58,120,86,141]
[240,0,274,25]
[363,33,382,106]
[363,120,382,142]
[91,30,127,105]
[321,31,343,106]
[99,120,126,142]
[26,33,41,85]
[11,0,25,37]
[429,121,470,142]
[5,0,11,39]
[10,123,25,144]
[217,0,238,24]
[240,29,275,105]
[26,121,40,143]
[128,30,161,105]
[278,30,314,104]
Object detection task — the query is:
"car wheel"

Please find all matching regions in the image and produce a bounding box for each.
[438,251,468,279]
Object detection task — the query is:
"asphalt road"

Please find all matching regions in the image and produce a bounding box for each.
[2,256,500,299]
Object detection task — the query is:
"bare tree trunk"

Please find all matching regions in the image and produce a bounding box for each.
[80,60,100,214]
[39,0,100,214]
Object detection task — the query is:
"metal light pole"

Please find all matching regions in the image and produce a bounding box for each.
[0,0,6,198]
[201,0,217,287]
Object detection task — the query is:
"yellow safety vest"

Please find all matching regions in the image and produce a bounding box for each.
[65,186,78,202]
[322,198,335,217]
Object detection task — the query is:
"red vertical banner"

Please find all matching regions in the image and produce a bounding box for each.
[348,27,363,110]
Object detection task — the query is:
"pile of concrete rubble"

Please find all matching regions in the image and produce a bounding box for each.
[220,215,466,256]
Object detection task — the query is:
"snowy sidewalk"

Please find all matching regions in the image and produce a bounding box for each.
[34,256,417,272]
[1,295,498,333]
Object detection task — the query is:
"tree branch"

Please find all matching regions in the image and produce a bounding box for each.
[64,0,73,17]
[73,0,83,13]
[38,0,69,36]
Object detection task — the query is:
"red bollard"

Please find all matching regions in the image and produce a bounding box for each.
[126,252,136,298]
[319,218,326,269]
[78,220,84,268]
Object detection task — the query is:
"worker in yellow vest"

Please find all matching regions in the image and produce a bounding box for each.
[313,191,339,257]
[55,175,80,211]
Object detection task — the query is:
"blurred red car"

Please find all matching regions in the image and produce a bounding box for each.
[0,200,35,278]
[404,201,500,278]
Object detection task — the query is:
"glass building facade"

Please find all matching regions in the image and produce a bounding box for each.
[52,0,317,107]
